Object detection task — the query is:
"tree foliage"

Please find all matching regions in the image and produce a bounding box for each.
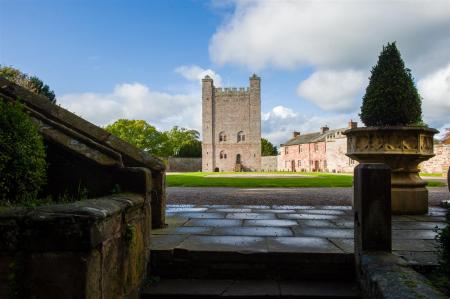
[0,66,56,103]
[165,126,200,157]
[176,140,202,157]
[0,99,47,205]
[360,42,422,126]
[105,119,168,157]
[261,138,278,156]
[105,120,201,158]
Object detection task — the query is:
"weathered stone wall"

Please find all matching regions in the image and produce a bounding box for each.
[420,143,450,174]
[325,136,358,173]
[202,75,261,172]
[261,156,278,171]
[167,157,202,172]
[0,193,151,299]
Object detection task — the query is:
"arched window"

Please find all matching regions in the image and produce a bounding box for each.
[236,154,241,163]
[220,150,227,159]
[237,131,245,142]
[219,131,227,142]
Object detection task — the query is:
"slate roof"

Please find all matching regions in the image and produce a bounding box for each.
[281,128,346,146]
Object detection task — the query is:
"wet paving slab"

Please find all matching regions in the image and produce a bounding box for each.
[153,204,448,268]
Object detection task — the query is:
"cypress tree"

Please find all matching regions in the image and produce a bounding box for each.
[360,42,422,126]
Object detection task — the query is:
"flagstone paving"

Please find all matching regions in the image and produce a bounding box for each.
[152,204,448,267]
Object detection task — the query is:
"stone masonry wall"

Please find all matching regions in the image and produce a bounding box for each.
[325,136,358,173]
[261,156,278,171]
[0,193,151,299]
[202,75,261,172]
[167,157,202,172]
[420,143,450,174]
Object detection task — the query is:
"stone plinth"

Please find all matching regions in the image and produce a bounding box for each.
[0,193,151,299]
[344,127,438,214]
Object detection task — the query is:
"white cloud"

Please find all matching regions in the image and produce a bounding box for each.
[262,105,297,120]
[418,64,450,130]
[210,0,450,73]
[59,83,201,131]
[175,65,223,86]
[262,105,357,146]
[297,69,366,112]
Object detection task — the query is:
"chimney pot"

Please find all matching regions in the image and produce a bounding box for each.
[293,131,300,138]
[320,126,329,134]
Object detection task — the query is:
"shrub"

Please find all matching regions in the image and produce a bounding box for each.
[360,42,422,126]
[0,99,47,205]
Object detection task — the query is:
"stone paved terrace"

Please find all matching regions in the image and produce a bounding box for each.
[152,204,448,269]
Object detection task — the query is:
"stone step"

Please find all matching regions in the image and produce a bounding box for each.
[141,278,361,298]
[150,236,355,279]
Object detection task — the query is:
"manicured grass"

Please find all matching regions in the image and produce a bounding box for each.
[167,172,446,188]
[420,172,444,177]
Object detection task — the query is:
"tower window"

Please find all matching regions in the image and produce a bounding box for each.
[219,131,227,142]
[237,131,245,142]
[220,150,227,159]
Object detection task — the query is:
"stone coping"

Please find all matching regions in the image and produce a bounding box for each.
[360,252,447,299]
[0,77,165,171]
[0,193,147,252]
[343,126,439,134]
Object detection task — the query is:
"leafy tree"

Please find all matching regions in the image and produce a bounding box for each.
[360,42,422,126]
[105,119,168,157]
[0,66,56,103]
[0,99,47,205]
[165,126,200,156]
[176,140,202,157]
[261,138,278,156]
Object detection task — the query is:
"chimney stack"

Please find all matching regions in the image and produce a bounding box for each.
[320,125,330,134]
[293,131,300,138]
[348,120,358,129]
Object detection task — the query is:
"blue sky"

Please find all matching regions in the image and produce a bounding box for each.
[1,0,450,145]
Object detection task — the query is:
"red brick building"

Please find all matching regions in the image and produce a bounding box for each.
[278,122,358,173]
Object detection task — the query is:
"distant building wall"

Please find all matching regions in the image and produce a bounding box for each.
[167,157,202,172]
[261,156,278,171]
[420,144,450,174]
[325,136,357,173]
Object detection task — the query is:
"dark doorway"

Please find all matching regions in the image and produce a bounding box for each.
[236,154,241,164]
[291,160,296,172]
[214,167,219,172]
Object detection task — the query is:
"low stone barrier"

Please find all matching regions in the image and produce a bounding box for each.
[261,156,278,172]
[167,157,202,172]
[0,193,151,299]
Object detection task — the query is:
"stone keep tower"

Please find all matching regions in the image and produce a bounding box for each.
[202,74,261,172]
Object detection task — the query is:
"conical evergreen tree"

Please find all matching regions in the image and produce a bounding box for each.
[360,42,422,126]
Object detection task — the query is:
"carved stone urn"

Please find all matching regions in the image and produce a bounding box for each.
[344,126,438,214]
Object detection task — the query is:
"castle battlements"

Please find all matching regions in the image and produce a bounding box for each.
[214,87,249,96]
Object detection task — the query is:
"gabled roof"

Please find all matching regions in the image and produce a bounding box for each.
[281,128,346,146]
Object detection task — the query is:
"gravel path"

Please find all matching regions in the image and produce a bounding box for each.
[167,187,450,206]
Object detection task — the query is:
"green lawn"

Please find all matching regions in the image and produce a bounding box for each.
[167,172,446,188]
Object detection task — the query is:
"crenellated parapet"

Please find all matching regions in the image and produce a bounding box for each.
[214,87,249,96]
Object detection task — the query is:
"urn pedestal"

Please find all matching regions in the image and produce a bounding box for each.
[344,127,438,215]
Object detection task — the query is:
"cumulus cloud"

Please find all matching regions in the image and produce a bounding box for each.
[262,105,357,146]
[59,83,201,131]
[418,64,450,130]
[175,65,223,86]
[297,70,366,112]
[210,0,450,72]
